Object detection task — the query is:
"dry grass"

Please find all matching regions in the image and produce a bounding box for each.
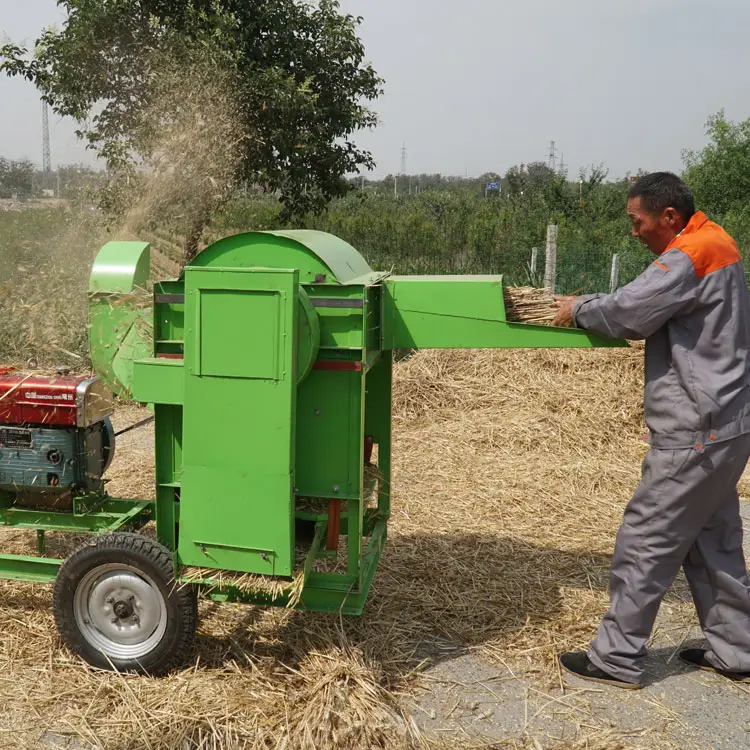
[0,345,721,749]
[387,347,650,665]
[0,208,107,368]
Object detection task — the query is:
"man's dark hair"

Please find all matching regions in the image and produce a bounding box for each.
[628,172,695,221]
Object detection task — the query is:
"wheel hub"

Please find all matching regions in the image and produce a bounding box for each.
[73,564,168,660]
[113,599,134,620]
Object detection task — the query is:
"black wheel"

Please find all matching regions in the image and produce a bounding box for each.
[53,532,197,675]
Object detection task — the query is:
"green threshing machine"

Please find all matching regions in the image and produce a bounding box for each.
[0,231,621,673]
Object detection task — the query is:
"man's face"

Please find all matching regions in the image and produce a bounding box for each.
[627,197,683,255]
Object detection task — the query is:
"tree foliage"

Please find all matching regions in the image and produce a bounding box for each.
[208,162,645,294]
[1,0,382,256]
[682,111,750,252]
[683,111,750,216]
[0,159,35,199]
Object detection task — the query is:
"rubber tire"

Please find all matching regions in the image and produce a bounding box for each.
[53,532,197,675]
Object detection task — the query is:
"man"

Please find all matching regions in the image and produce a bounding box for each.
[553,172,750,689]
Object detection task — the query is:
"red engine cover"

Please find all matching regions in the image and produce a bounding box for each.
[0,367,90,427]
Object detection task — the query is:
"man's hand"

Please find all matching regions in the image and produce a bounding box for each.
[552,296,581,328]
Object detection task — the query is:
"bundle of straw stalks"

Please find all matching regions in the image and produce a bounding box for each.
[504,285,558,325]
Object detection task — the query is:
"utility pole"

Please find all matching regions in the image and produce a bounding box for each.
[545,224,558,293]
[42,101,52,193]
[610,254,621,293]
[396,143,407,199]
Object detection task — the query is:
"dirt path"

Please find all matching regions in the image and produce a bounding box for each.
[409,560,750,749]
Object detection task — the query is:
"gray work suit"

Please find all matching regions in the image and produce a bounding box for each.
[573,211,750,683]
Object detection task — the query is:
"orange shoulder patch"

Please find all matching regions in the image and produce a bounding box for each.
[654,261,669,272]
[670,223,741,279]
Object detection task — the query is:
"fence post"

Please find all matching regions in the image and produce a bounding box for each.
[530,247,539,277]
[609,253,620,293]
[544,225,557,293]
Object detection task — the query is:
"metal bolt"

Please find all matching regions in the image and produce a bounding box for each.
[333,485,340,494]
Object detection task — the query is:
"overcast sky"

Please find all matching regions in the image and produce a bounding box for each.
[2,0,750,179]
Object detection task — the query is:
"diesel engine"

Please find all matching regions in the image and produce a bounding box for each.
[0,367,115,509]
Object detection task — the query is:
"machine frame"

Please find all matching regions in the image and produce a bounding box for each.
[0,230,625,671]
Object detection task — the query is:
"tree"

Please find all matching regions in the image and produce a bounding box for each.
[683,111,750,218]
[1,0,382,261]
[504,162,561,197]
[0,158,34,199]
[56,164,108,201]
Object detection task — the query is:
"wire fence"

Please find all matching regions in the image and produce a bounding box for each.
[552,246,649,295]
[356,237,651,295]
[352,227,750,295]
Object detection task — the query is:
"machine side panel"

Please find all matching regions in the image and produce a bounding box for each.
[304,287,368,351]
[295,370,362,499]
[198,290,280,379]
[363,354,392,521]
[154,280,185,357]
[154,403,182,551]
[383,277,626,349]
[178,268,298,576]
[365,285,382,353]
[132,359,184,405]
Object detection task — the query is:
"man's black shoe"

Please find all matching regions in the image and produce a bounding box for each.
[559,651,642,690]
[679,648,750,683]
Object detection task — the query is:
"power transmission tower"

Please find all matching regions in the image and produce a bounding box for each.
[558,153,566,174]
[548,140,557,171]
[42,101,52,187]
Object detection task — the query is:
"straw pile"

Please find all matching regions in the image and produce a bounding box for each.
[504,286,558,325]
[0,344,730,749]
